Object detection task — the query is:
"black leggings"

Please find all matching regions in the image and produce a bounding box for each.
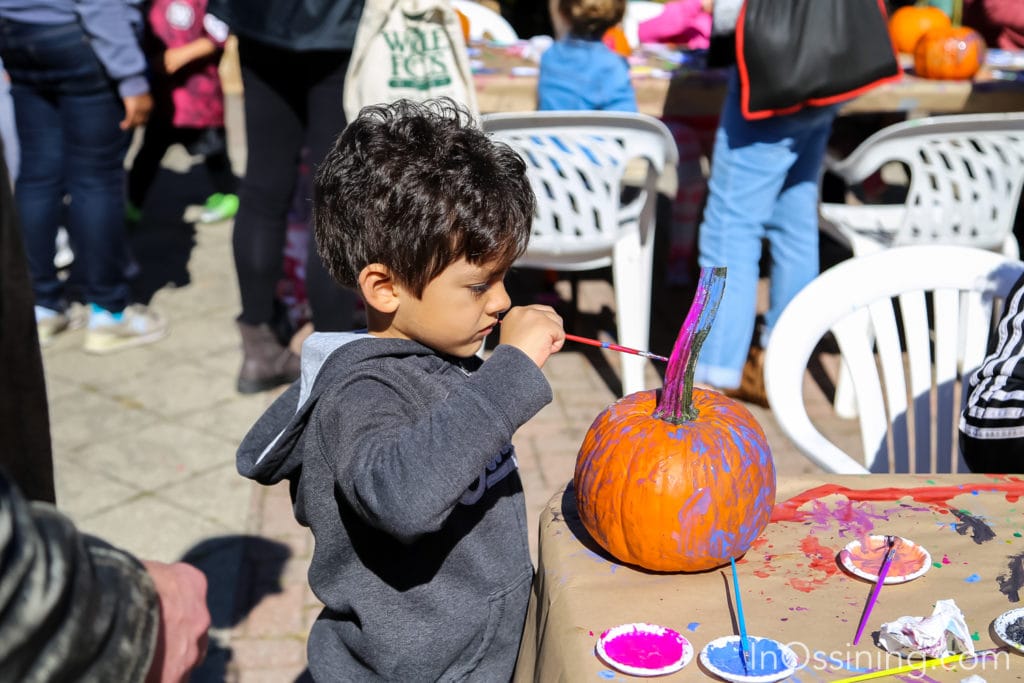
[232,37,356,331]
[128,122,236,208]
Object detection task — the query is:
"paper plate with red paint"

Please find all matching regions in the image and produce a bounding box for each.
[595,622,693,676]
[838,535,931,584]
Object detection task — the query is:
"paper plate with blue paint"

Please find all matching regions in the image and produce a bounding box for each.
[993,607,1024,653]
[698,635,797,683]
[838,535,931,584]
[595,622,693,676]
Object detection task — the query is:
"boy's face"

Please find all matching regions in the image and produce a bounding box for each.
[390,257,512,358]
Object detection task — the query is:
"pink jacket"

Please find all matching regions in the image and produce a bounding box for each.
[637,0,711,50]
[147,0,229,128]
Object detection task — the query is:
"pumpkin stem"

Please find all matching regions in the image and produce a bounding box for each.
[653,266,727,424]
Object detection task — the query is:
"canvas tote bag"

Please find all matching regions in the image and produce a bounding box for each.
[736,0,902,120]
[343,0,479,121]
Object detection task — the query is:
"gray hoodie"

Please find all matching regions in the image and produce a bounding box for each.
[237,332,553,682]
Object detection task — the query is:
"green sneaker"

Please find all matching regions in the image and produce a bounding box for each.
[198,193,239,224]
[125,201,142,225]
[203,193,225,210]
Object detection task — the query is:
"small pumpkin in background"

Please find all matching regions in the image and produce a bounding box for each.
[573,268,776,573]
[888,5,952,54]
[913,25,986,80]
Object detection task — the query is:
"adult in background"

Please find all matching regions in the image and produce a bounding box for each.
[208,0,364,394]
[0,136,210,681]
[0,0,168,354]
[692,0,840,407]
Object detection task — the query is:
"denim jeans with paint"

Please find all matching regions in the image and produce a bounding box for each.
[694,70,839,389]
[0,17,132,312]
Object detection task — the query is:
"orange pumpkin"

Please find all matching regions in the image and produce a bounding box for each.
[913,26,986,80]
[573,268,776,573]
[888,5,951,54]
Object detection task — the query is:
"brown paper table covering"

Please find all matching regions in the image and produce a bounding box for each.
[474,45,1024,118]
[513,474,1024,681]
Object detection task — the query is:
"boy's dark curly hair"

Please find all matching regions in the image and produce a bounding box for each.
[314,98,535,298]
[558,0,626,40]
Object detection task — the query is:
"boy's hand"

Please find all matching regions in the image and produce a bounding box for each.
[142,560,210,682]
[163,46,191,75]
[499,305,565,368]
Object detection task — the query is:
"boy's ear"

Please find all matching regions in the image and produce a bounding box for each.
[358,263,401,313]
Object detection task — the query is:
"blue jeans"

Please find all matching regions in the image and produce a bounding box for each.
[0,18,131,312]
[694,72,838,389]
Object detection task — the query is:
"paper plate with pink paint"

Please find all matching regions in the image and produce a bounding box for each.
[838,535,931,584]
[595,622,693,676]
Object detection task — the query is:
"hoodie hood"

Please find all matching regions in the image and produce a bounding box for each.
[236,331,430,485]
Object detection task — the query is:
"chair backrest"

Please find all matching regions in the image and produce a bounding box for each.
[450,0,519,43]
[764,245,1024,474]
[830,112,1024,252]
[481,111,678,270]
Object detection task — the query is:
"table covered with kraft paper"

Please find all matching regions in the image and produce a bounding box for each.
[513,474,1024,681]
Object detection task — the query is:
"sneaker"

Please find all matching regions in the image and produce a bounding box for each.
[125,201,143,225]
[83,303,168,354]
[198,193,239,224]
[36,305,69,347]
[54,227,74,270]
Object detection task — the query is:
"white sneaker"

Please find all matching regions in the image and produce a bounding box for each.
[83,304,168,355]
[54,227,74,270]
[36,305,69,347]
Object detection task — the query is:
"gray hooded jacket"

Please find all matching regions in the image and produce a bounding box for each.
[237,333,553,681]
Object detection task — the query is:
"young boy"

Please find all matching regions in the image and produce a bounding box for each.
[236,98,565,681]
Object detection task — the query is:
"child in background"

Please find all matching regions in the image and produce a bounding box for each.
[538,0,636,111]
[127,0,237,225]
[235,99,565,681]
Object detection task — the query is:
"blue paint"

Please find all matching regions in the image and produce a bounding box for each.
[598,670,616,679]
[965,573,982,582]
[687,622,700,632]
[706,637,789,676]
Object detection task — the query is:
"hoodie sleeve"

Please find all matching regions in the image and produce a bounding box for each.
[0,470,159,681]
[320,345,552,543]
[73,0,150,98]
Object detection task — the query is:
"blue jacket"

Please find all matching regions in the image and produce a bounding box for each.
[538,37,637,112]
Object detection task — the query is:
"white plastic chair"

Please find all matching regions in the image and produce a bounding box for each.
[482,111,678,395]
[450,0,519,44]
[764,245,1024,474]
[821,112,1024,259]
[821,112,1024,418]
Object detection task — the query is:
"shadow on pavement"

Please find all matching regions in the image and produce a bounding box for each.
[184,535,291,682]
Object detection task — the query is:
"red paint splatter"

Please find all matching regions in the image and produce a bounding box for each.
[771,477,1024,522]
[786,535,839,593]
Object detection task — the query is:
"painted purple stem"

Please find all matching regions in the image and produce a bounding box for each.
[853,535,897,646]
[653,267,727,424]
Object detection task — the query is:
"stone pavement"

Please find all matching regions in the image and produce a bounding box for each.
[38,102,862,681]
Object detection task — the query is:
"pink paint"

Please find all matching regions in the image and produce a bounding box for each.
[942,554,952,565]
[843,537,927,578]
[601,627,685,669]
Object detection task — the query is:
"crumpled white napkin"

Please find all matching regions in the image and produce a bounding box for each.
[877,598,975,659]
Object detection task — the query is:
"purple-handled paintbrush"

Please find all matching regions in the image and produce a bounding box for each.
[852,535,897,645]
